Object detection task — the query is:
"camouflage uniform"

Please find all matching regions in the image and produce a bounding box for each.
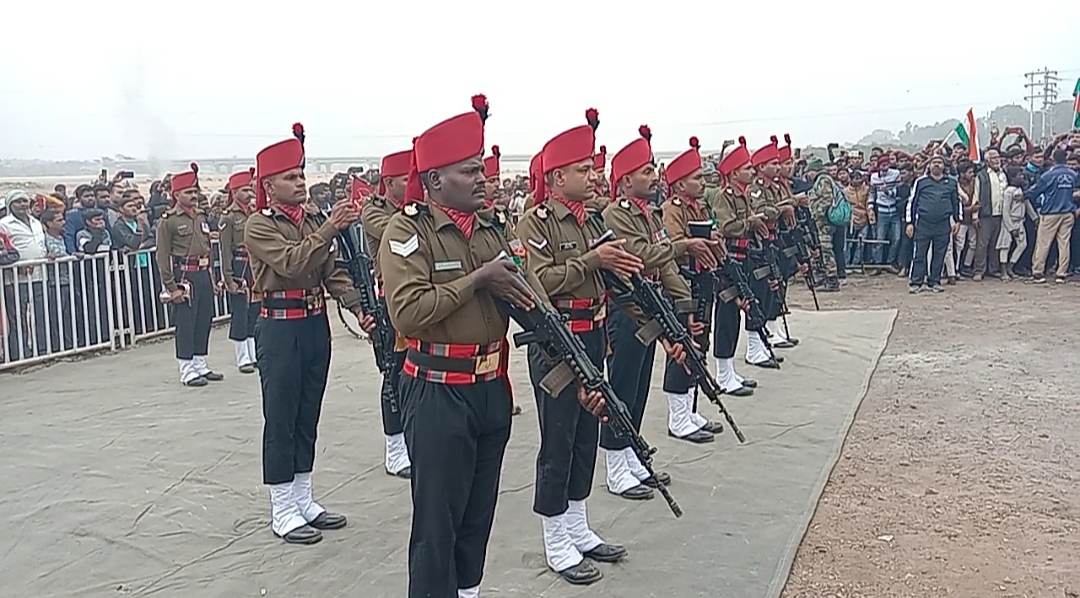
[808,174,841,290]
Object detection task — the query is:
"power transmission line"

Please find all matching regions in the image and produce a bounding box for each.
[1024,67,1060,139]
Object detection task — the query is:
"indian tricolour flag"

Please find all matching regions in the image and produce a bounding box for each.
[952,109,979,162]
[1072,78,1080,131]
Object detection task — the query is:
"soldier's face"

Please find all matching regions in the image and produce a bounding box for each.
[266,168,307,205]
[761,159,781,179]
[681,170,705,199]
[235,186,254,206]
[174,187,199,207]
[733,163,754,185]
[432,155,486,212]
[484,177,499,200]
[554,159,595,201]
[780,160,794,177]
[627,163,658,199]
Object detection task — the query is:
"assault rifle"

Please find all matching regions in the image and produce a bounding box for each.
[779,219,820,311]
[593,232,746,443]
[335,224,399,414]
[717,257,778,364]
[750,228,793,341]
[678,221,719,355]
[492,252,683,518]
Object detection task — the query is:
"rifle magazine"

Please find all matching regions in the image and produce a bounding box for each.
[635,319,664,346]
[539,362,576,397]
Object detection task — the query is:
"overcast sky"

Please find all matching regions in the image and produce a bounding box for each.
[1,0,1077,161]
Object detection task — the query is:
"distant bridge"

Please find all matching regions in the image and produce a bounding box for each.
[109,150,695,176]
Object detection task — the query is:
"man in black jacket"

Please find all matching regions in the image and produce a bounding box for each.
[905,155,961,293]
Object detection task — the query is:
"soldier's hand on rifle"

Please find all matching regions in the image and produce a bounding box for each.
[595,239,644,277]
[810,247,821,258]
[577,387,608,421]
[168,289,186,303]
[685,238,718,270]
[735,297,751,313]
[225,279,239,294]
[351,308,377,333]
[749,214,769,236]
[798,263,809,276]
[767,278,780,291]
[329,201,361,230]
[686,314,706,336]
[661,339,687,364]
[709,231,729,259]
[476,260,536,310]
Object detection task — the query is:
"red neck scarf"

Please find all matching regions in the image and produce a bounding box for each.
[673,192,700,211]
[483,197,494,209]
[731,180,750,196]
[273,202,306,227]
[433,203,476,239]
[549,193,586,226]
[178,204,197,219]
[231,194,250,215]
[627,195,651,215]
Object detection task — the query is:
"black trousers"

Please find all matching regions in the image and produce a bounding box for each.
[382,351,406,436]
[258,312,332,485]
[171,269,214,360]
[227,292,260,341]
[600,305,657,451]
[712,298,742,359]
[662,325,703,396]
[528,328,603,517]
[909,221,951,288]
[744,264,775,332]
[401,374,512,597]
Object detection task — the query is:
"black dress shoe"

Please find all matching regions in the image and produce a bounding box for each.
[278,525,323,545]
[184,377,208,387]
[555,560,603,585]
[307,511,347,530]
[740,378,758,388]
[771,339,796,349]
[776,355,785,363]
[702,421,724,434]
[238,364,256,374]
[584,543,628,563]
[611,484,653,500]
[727,386,754,397]
[669,429,713,444]
[745,358,781,369]
[386,466,411,479]
[785,337,800,346]
[641,471,671,488]
[202,371,225,381]
[511,405,522,416]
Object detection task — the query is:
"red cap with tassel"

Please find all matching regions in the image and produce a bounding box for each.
[777,133,793,162]
[172,162,200,193]
[534,108,600,205]
[404,94,489,204]
[378,149,413,196]
[227,167,255,192]
[483,145,501,180]
[751,135,780,167]
[664,136,704,186]
[254,124,306,210]
[608,125,654,200]
[719,136,751,177]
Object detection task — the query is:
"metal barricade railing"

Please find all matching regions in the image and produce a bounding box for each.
[1,242,233,371]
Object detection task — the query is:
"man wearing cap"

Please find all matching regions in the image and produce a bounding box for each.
[601,125,714,500]
[516,109,643,585]
[379,96,539,598]
[360,148,414,480]
[662,137,752,446]
[156,163,224,387]
[218,168,259,373]
[748,138,799,355]
[245,124,376,546]
[716,139,780,369]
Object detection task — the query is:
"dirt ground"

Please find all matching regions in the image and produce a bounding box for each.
[781,271,1080,598]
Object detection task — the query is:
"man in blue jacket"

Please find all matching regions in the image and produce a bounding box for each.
[905,154,961,293]
[1027,147,1080,284]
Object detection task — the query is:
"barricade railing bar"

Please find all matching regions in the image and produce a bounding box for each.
[1,242,232,371]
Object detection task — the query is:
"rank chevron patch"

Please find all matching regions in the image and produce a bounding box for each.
[388,234,419,257]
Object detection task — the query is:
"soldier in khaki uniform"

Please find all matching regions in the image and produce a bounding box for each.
[600,126,714,500]
[661,137,750,446]
[218,167,259,373]
[245,124,376,546]
[483,144,524,261]
[749,137,799,350]
[517,109,643,586]
[155,162,224,387]
[379,96,540,598]
[716,139,781,369]
[360,148,413,479]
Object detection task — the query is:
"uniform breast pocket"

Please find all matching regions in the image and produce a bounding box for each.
[175,225,193,238]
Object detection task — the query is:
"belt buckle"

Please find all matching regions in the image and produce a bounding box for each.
[474,352,500,375]
[198,256,209,267]
[306,294,324,311]
[593,302,607,321]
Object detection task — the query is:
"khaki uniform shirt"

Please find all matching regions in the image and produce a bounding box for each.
[661,194,722,266]
[361,195,400,278]
[155,207,213,293]
[749,177,782,224]
[714,185,755,241]
[217,205,250,280]
[602,197,693,312]
[516,199,607,302]
[380,204,541,345]
[243,204,359,308]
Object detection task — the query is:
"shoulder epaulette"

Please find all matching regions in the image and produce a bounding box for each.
[403,203,422,217]
[619,199,631,209]
[261,208,273,216]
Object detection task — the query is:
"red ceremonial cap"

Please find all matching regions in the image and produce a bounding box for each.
[351,177,373,203]
[227,167,255,192]
[172,162,200,193]
[405,94,489,204]
[534,108,600,204]
[593,145,607,171]
[609,125,653,200]
[255,123,306,210]
[483,145,501,179]
[527,153,542,195]
[378,149,412,196]
[664,136,703,186]
[751,135,780,167]
[777,133,793,162]
[719,137,751,177]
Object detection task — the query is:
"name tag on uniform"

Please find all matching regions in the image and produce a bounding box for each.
[177,224,191,235]
[434,260,463,272]
[201,222,211,234]
[558,241,577,251]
